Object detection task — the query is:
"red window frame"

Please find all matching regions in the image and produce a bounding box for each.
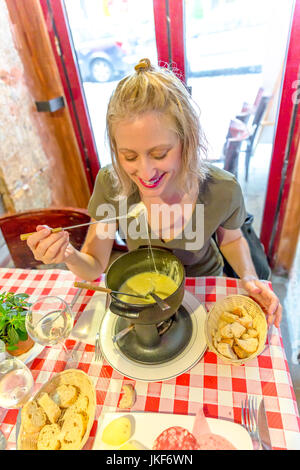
[260,0,300,264]
[40,0,99,190]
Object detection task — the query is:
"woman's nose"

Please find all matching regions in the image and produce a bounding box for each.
[138,157,156,181]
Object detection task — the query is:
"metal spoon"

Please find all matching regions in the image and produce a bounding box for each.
[147,292,171,311]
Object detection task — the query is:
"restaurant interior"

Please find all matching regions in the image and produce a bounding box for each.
[0,0,299,451]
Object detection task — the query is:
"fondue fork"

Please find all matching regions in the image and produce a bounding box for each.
[74,282,171,311]
[74,281,148,300]
[20,203,147,241]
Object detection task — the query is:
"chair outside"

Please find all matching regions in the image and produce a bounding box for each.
[0,207,91,269]
[243,95,270,181]
[223,119,251,177]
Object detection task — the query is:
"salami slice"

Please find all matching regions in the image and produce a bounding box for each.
[197,433,236,450]
[153,426,199,450]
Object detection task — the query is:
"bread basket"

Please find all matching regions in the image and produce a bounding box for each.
[205,295,268,366]
[17,369,96,450]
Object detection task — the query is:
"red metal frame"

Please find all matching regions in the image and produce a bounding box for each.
[260,0,300,264]
[153,0,169,64]
[153,0,186,82]
[39,0,99,189]
[168,0,186,82]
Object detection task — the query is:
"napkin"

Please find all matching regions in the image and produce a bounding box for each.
[69,283,108,346]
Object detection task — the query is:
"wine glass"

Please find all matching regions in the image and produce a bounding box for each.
[0,340,34,449]
[25,296,74,353]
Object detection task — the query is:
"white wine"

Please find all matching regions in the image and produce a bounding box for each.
[26,309,73,346]
[0,359,33,408]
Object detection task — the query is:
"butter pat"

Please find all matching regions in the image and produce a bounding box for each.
[101,417,132,446]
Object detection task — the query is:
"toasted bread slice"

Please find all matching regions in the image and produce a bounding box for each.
[119,384,136,409]
[219,323,233,339]
[22,400,47,434]
[217,342,238,360]
[37,424,61,450]
[221,338,234,347]
[61,410,86,445]
[231,321,246,338]
[235,338,258,354]
[52,384,78,408]
[241,333,251,340]
[37,393,61,424]
[220,312,239,323]
[233,345,249,359]
[247,328,258,338]
[232,306,248,317]
[237,314,253,329]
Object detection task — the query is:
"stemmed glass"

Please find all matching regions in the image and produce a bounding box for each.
[25,296,74,353]
[0,340,34,449]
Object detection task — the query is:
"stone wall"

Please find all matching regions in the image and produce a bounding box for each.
[0,1,51,214]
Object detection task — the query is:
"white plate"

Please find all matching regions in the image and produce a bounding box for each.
[14,343,44,364]
[93,411,253,450]
[99,290,207,382]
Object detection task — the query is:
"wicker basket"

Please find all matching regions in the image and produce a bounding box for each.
[205,295,268,366]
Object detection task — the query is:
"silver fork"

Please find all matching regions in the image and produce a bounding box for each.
[94,293,110,361]
[241,395,262,449]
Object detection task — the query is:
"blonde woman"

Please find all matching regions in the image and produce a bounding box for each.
[27,59,282,328]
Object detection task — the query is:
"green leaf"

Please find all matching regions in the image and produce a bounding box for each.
[17,321,27,332]
[7,326,19,345]
[6,344,18,351]
[0,292,31,348]
[16,328,28,341]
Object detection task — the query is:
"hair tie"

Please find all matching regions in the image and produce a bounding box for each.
[134,58,152,73]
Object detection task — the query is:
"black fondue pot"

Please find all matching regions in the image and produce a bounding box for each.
[105,247,185,325]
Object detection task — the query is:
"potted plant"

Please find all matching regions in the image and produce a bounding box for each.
[0,292,34,356]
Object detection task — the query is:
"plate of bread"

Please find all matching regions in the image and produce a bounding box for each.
[205,295,268,365]
[17,369,96,450]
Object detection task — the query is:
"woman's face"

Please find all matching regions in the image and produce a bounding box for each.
[114,111,183,200]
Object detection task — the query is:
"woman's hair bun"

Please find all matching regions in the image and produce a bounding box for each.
[134,58,153,73]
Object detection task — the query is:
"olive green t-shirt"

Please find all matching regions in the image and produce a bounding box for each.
[87,164,247,277]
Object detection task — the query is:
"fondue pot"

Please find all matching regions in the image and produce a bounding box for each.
[105,247,185,325]
[105,247,190,364]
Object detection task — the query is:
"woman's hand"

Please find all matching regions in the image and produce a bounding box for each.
[26,225,75,265]
[241,275,282,328]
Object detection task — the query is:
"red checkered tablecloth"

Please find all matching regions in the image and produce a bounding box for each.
[0,268,299,450]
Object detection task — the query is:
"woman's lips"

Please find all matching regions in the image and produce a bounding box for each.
[138,172,166,188]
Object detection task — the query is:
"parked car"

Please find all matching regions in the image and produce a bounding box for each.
[185,3,266,76]
[75,35,134,83]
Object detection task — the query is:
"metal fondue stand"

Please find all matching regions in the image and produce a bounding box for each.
[105,248,193,365]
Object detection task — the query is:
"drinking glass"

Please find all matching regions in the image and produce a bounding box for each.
[0,340,34,449]
[25,296,73,352]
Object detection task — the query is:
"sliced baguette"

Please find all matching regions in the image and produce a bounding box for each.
[235,337,259,354]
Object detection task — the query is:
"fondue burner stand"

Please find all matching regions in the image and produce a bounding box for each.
[114,305,192,364]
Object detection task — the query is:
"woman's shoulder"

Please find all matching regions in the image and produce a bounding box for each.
[95,164,115,184]
[199,163,243,206]
[93,164,119,198]
[204,163,239,185]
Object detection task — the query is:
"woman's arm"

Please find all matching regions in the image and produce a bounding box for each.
[216,227,282,327]
[216,227,257,279]
[65,219,116,280]
[27,218,116,281]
